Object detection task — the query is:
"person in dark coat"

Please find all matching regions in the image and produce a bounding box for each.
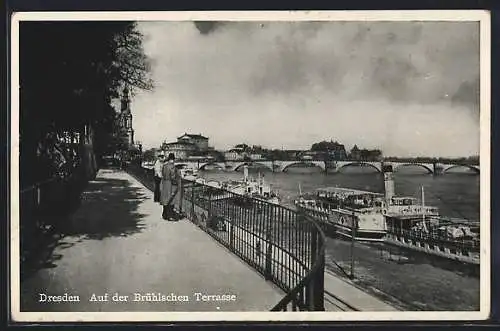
[160,153,179,220]
[153,152,165,202]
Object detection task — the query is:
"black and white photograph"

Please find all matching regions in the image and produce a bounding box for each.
[10,11,490,322]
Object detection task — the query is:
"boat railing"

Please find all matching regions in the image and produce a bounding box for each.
[387,226,480,251]
[386,205,439,216]
[130,165,326,311]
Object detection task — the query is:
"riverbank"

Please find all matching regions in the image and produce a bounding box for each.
[324,237,479,311]
[200,168,480,311]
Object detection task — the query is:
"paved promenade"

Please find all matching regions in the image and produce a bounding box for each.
[20,168,398,313]
[20,169,284,312]
[323,270,397,311]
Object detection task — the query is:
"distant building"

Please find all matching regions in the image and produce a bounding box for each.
[115,86,134,147]
[349,145,383,161]
[367,150,383,161]
[283,150,301,160]
[224,147,246,161]
[162,141,197,160]
[177,133,209,152]
[161,133,211,160]
[350,145,361,160]
[310,140,348,160]
[330,143,348,160]
[187,155,214,162]
[302,151,323,160]
[249,153,263,160]
[111,86,143,159]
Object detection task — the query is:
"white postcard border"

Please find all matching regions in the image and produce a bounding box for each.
[10,10,491,322]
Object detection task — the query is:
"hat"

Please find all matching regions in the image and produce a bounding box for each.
[158,151,165,157]
[167,153,175,161]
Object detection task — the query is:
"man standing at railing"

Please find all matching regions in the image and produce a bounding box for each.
[153,152,165,203]
[160,153,180,221]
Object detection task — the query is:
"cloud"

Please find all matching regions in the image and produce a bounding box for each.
[242,21,479,107]
[132,21,480,157]
[193,21,224,35]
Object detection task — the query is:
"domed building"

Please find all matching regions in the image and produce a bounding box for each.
[161,133,212,161]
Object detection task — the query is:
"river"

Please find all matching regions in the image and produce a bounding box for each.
[198,164,481,311]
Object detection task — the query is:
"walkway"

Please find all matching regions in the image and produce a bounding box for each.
[323,270,397,311]
[20,169,284,312]
[20,168,398,313]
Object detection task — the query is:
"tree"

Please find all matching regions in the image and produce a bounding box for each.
[235,143,250,152]
[211,150,226,162]
[112,23,154,92]
[311,140,347,160]
[142,148,157,162]
[268,149,291,161]
[251,145,263,153]
[20,21,153,185]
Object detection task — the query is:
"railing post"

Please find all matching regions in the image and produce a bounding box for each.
[296,208,310,308]
[207,189,212,229]
[229,203,235,250]
[178,178,184,215]
[191,183,195,220]
[207,189,212,219]
[265,225,272,280]
[307,224,318,309]
[313,237,325,311]
[350,211,356,279]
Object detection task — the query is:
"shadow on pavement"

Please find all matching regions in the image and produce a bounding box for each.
[21,170,149,280]
[64,175,149,240]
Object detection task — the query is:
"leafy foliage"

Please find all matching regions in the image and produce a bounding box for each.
[142,148,158,162]
[20,21,152,131]
[234,143,251,152]
[311,140,345,152]
[20,21,153,185]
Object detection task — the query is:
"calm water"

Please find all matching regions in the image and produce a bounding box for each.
[200,165,481,311]
[200,165,480,221]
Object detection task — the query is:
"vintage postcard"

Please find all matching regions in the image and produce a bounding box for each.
[10,10,490,322]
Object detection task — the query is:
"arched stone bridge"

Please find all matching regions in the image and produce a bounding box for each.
[176,160,480,175]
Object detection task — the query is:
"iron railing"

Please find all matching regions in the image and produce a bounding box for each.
[128,166,326,311]
[19,152,97,264]
[19,171,88,261]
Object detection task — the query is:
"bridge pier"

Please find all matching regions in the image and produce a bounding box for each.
[328,162,339,174]
[433,162,444,176]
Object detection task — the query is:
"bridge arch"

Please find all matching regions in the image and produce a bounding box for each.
[442,164,480,174]
[198,162,218,170]
[233,162,273,171]
[281,161,325,172]
[393,163,434,174]
[336,162,382,173]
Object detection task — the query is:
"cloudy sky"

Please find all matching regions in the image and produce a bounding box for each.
[130,20,480,157]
